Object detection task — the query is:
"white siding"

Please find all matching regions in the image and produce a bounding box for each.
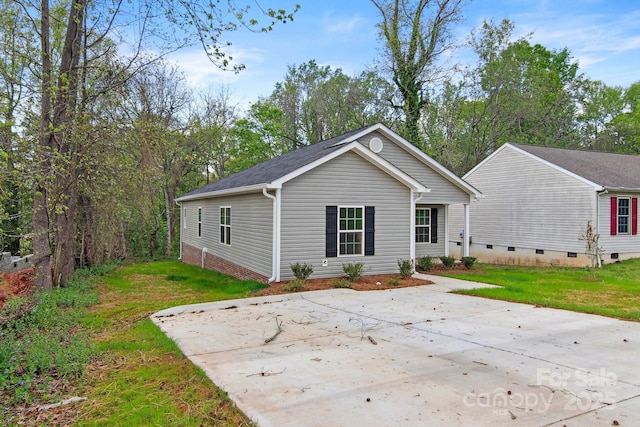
[181,192,273,277]
[280,151,411,280]
[460,146,596,253]
[357,131,471,204]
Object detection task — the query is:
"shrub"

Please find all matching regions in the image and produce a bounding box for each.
[332,278,352,289]
[439,256,455,268]
[284,279,305,292]
[461,256,477,269]
[416,255,433,271]
[387,277,400,286]
[290,262,314,281]
[397,259,414,278]
[342,262,366,281]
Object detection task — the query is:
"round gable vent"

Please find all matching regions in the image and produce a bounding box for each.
[369,137,383,153]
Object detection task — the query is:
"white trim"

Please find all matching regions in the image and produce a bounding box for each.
[467,144,604,191]
[219,206,231,245]
[337,206,365,257]
[176,184,270,202]
[464,203,470,257]
[271,141,428,193]
[444,204,449,256]
[415,207,433,244]
[333,123,481,198]
[262,187,281,282]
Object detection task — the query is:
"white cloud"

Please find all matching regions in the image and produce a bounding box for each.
[322,13,365,34]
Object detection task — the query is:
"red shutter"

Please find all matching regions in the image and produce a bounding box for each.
[633,198,638,235]
[610,197,618,236]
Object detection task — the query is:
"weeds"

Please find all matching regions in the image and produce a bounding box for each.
[461,257,477,269]
[332,278,352,288]
[439,256,455,268]
[290,262,314,281]
[283,279,305,292]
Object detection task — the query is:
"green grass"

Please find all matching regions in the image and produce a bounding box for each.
[77,260,265,426]
[443,258,640,321]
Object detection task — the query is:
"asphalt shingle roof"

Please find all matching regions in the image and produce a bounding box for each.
[180,127,367,199]
[512,143,640,190]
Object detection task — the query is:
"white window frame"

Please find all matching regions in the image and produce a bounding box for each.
[183,207,187,229]
[618,197,630,234]
[197,207,202,238]
[338,206,364,256]
[415,207,431,243]
[220,206,231,245]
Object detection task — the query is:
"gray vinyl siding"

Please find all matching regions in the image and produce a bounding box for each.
[280,151,411,280]
[462,146,596,252]
[599,192,640,255]
[181,192,273,277]
[356,131,470,204]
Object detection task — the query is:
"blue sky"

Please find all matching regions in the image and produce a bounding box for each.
[170,0,640,109]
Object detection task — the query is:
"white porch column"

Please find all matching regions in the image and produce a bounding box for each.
[464,203,470,257]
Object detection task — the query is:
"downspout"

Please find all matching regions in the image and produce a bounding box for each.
[263,187,281,282]
[174,199,182,260]
[201,247,207,268]
[464,203,470,257]
[596,188,608,267]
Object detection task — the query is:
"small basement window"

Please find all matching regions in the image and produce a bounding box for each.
[536,249,544,255]
[611,253,619,260]
[507,246,515,252]
[486,244,493,249]
[567,252,577,258]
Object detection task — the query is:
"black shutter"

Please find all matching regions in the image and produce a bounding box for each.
[431,208,438,244]
[326,206,338,257]
[365,206,375,256]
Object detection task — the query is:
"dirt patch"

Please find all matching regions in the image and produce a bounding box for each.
[253,274,434,296]
[0,268,35,310]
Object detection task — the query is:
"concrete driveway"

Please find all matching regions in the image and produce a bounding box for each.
[152,275,640,426]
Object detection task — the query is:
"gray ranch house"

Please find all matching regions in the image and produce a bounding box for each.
[449,143,640,266]
[176,123,481,283]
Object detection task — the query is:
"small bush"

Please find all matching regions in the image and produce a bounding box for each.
[290,262,314,281]
[439,256,455,268]
[332,278,352,289]
[461,256,477,269]
[416,255,433,271]
[397,259,414,278]
[284,279,305,292]
[342,262,366,281]
[387,277,401,286]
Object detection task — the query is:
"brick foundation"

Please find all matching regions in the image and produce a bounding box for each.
[181,243,269,283]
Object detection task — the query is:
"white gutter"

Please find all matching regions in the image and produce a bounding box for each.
[201,247,207,268]
[262,186,281,282]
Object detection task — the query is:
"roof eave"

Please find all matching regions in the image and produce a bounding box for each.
[175,183,280,202]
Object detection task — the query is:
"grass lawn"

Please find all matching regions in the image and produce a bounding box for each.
[76,260,267,426]
[443,258,640,321]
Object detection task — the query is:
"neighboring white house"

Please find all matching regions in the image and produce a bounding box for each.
[176,123,481,283]
[449,143,640,267]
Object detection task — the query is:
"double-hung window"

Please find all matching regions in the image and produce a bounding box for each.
[415,208,431,243]
[197,207,202,237]
[339,207,363,256]
[618,198,630,234]
[220,207,231,245]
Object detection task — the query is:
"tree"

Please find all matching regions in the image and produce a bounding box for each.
[24,0,298,289]
[372,0,465,148]
[269,60,397,147]
[576,79,625,151]
[611,81,640,153]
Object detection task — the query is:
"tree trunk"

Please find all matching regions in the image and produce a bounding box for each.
[33,0,53,291]
[163,183,172,257]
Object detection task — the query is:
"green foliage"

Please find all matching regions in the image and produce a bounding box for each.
[417,255,433,271]
[397,259,414,278]
[387,277,401,286]
[0,266,104,412]
[342,262,366,281]
[290,262,314,281]
[439,256,456,268]
[449,259,640,320]
[332,278,352,289]
[283,279,305,292]
[461,256,477,269]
